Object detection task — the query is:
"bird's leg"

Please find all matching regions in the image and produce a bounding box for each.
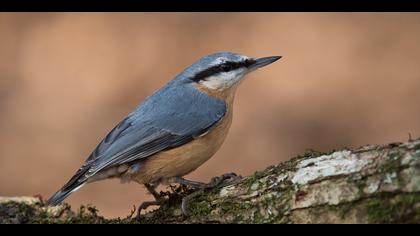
[144,183,164,201]
[181,190,203,217]
[175,172,239,190]
[173,178,206,189]
[136,183,166,220]
[205,172,239,189]
[136,201,162,220]
[175,172,240,217]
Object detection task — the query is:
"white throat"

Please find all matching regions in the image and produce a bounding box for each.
[199,69,247,90]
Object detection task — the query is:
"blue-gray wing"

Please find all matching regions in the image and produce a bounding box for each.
[60,84,226,190]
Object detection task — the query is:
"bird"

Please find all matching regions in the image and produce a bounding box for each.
[46,52,281,218]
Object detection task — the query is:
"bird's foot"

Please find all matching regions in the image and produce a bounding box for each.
[144,183,162,200]
[135,199,166,221]
[175,172,240,190]
[135,173,241,220]
[135,183,167,221]
[175,172,241,217]
[205,172,240,189]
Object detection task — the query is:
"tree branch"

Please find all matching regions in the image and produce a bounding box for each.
[1,138,419,223]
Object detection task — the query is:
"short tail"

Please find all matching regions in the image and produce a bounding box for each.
[46,182,85,206]
[46,164,92,206]
[46,182,86,206]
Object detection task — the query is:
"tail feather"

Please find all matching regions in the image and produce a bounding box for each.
[46,182,85,206]
[46,165,91,206]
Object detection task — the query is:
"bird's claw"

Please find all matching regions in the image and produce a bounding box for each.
[180,172,241,217]
[181,190,202,218]
[206,172,240,189]
[135,198,166,221]
[136,173,241,220]
[135,183,167,221]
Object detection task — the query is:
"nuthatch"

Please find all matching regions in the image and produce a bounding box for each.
[46,52,281,217]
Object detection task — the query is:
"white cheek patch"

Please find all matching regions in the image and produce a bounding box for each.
[200,69,246,90]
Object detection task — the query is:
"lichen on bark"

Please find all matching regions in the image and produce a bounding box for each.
[1,138,419,224]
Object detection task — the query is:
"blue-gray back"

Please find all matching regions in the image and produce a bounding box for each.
[61,80,226,190]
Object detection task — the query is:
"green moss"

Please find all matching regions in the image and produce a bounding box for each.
[218,201,248,223]
[247,187,293,224]
[366,193,420,224]
[412,145,420,160]
[0,201,36,224]
[240,171,267,192]
[0,200,138,224]
[298,193,419,223]
[188,199,213,217]
[327,201,357,220]
[298,149,326,159]
[413,143,420,151]
[379,149,402,174]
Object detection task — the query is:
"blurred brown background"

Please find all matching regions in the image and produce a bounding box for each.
[1,13,420,218]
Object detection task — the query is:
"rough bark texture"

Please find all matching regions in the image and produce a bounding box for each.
[1,138,419,224]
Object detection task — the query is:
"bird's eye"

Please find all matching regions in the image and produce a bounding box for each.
[220,64,231,72]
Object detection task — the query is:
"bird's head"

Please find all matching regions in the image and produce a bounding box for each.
[177,52,281,93]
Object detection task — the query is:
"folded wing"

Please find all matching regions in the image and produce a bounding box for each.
[46,85,226,205]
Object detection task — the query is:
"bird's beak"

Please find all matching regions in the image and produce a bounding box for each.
[248,56,282,72]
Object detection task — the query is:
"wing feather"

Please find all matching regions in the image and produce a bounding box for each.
[55,84,226,194]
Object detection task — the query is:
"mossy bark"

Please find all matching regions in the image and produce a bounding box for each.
[1,139,419,224]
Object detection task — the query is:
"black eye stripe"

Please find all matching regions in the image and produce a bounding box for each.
[243,58,256,67]
[191,59,256,82]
